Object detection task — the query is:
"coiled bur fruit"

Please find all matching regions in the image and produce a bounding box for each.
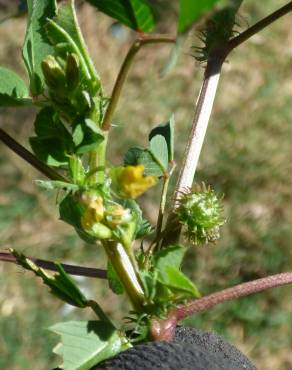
[175,183,225,245]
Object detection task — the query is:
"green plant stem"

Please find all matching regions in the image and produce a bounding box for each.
[103,241,145,311]
[102,34,176,131]
[156,175,170,242]
[225,1,292,54]
[0,128,68,182]
[70,1,100,85]
[88,132,108,184]
[175,272,292,320]
[0,251,107,279]
[87,299,114,325]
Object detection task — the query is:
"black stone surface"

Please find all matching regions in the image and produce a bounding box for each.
[94,326,258,370]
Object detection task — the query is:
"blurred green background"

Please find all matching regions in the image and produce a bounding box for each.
[0,1,291,369]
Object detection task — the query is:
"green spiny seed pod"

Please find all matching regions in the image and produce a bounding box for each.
[175,183,225,245]
[65,53,80,91]
[41,55,66,92]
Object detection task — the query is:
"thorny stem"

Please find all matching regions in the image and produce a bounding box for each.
[225,1,292,54]
[175,272,292,320]
[0,251,107,279]
[101,34,176,131]
[0,128,68,182]
[173,61,223,201]
[162,60,223,246]
[163,2,292,246]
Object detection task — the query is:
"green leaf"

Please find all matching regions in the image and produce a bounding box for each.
[72,124,84,146]
[35,180,79,192]
[33,107,72,140]
[154,245,186,272]
[178,0,222,33]
[46,1,100,90]
[59,194,96,244]
[124,146,144,166]
[11,250,88,307]
[154,245,200,298]
[51,320,131,370]
[30,107,73,167]
[160,265,201,297]
[75,121,104,154]
[149,115,175,162]
[59,194,83,229]
[149,135,168,172]
[22,0,57,95]
[0,67,31,106]
[30,137,69,167]
[107,261,124,295]
[124,147,163,177]
[87,0,155,32]
[138,150,164,177]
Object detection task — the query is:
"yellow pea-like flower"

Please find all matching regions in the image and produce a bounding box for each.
[112,165,157,199]
[80,194,104,231]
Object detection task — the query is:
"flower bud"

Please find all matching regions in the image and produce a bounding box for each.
[65,53,80,91]
[41,55,66,92]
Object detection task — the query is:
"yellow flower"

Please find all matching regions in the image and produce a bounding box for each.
[80,194,104,231]
[112,165,157,199]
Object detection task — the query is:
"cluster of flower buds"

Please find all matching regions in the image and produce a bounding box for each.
[175,183,225,245]
[79,190,136,246]
[41,53,95,121]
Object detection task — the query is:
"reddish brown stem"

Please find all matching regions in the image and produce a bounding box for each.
[0,128,68,182]
[0,252,107,279]
[225,2,292,54]
[176,272,292,321]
